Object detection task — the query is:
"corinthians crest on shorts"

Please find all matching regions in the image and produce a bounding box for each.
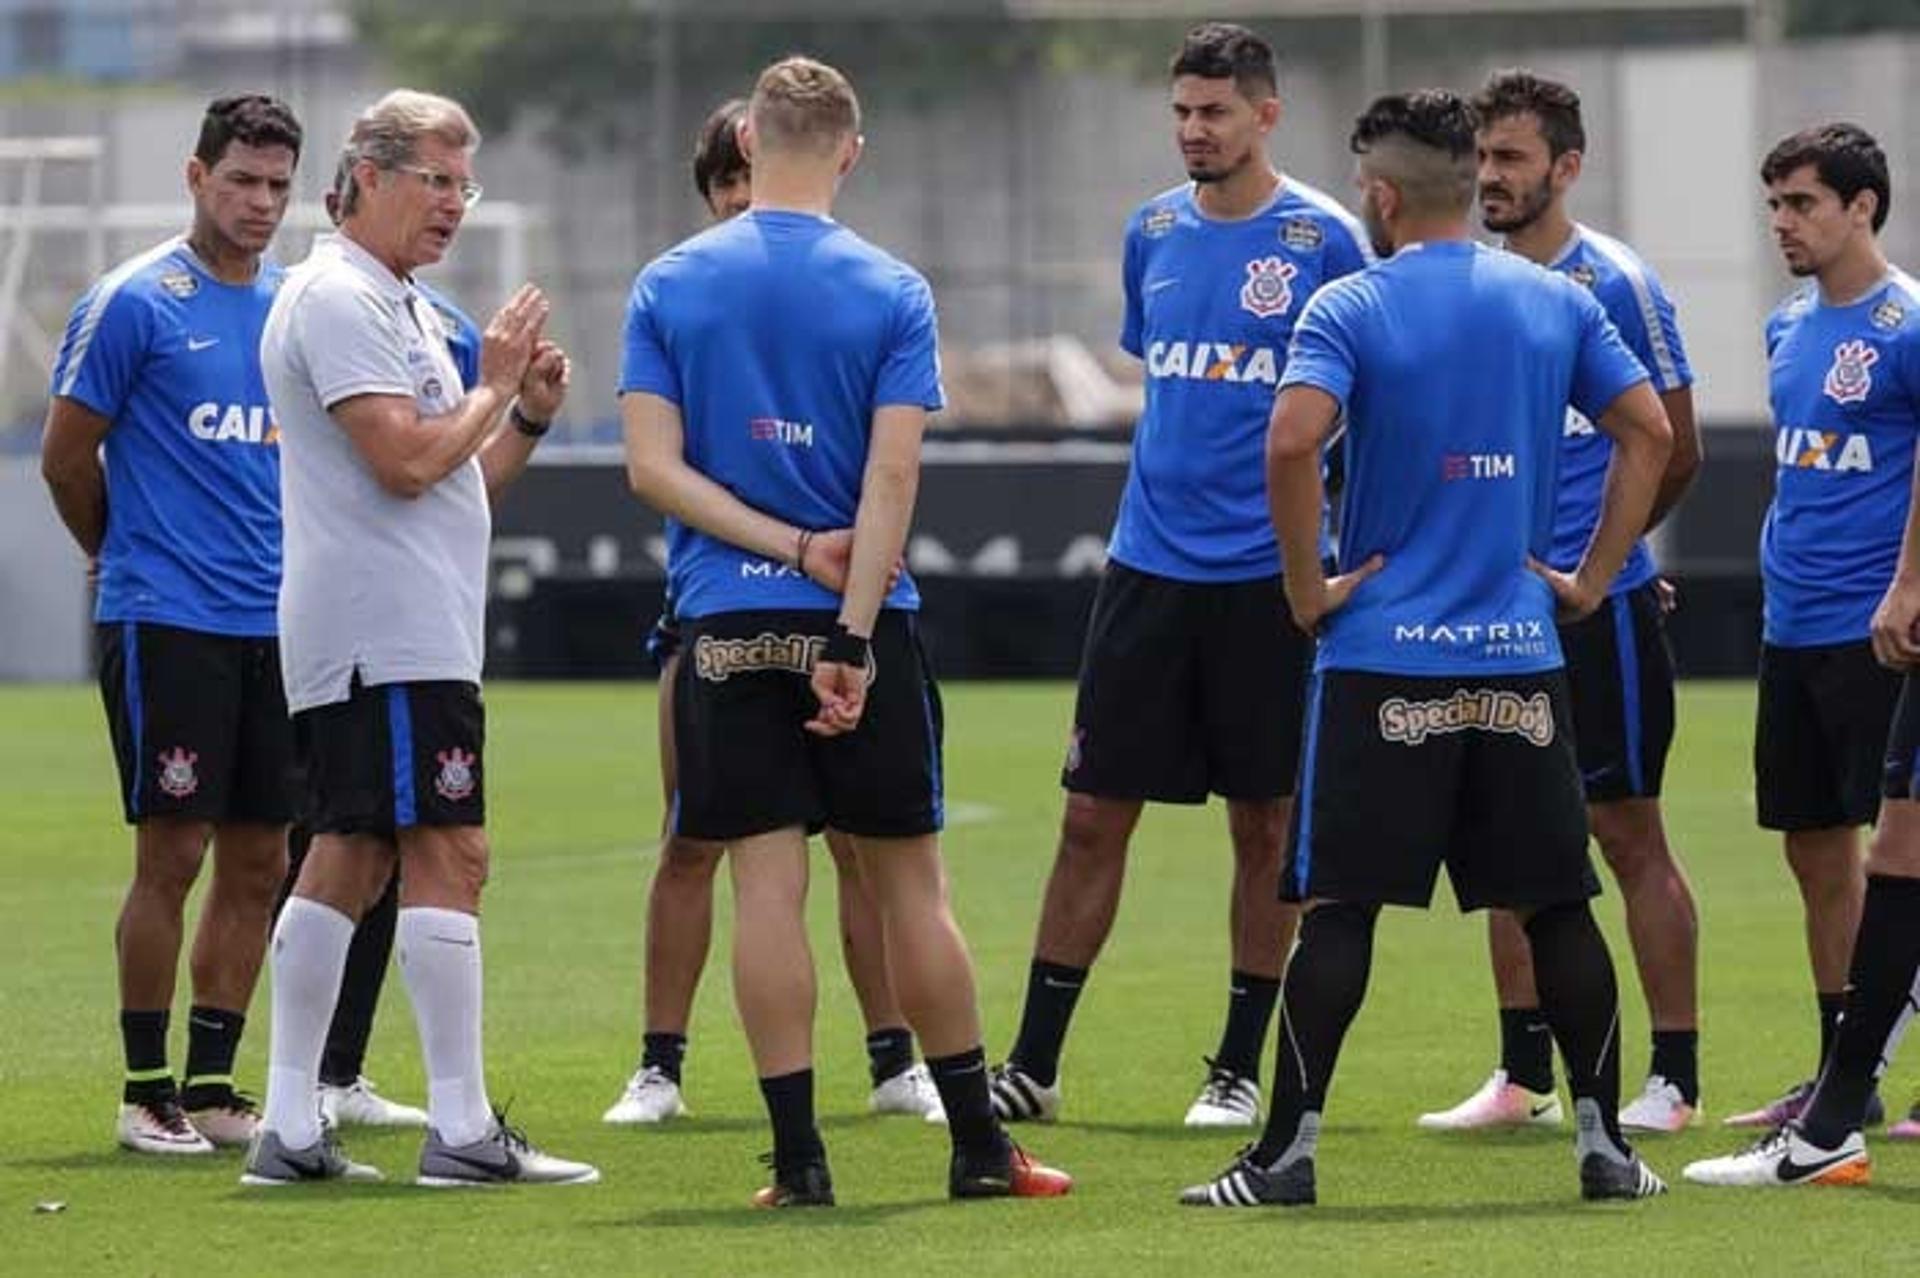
[434,747,477,802]
[156,746,199,798]
[1824,339,1879,406]
[1240,256,1298,319]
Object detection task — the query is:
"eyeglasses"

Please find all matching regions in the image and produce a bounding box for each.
[392,164,483,208]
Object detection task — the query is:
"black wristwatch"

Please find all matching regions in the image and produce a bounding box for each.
[510,401,551,438]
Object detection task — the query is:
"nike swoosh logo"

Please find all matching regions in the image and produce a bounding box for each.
[1041,977,1080,990]
[1530,1101,1556,1118]
[187,336,219,351]
[1144,278,1180,294]
[437,1147,518,1178]
[1777,1148,1857,1181]
[1230,986,1249,996]
[1582,766,1615,783]
[189,1015,226,1031]
[430,935,477,947]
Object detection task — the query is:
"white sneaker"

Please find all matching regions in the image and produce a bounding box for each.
[1416,1069,1562,1130]
[869,1062,946,1123]
[1683,1125,1870,1187]
[117,1097,215,1155]
[1619,1075,1700,1133]
[1184,1059,1261,1128]
[418,1116,600,1187]
[988,1062,1061,1123]
[320,1076,429,1129]
[601,1064,688,1125]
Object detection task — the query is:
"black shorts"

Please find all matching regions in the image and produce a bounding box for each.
[673,609,942,842]
[1062,562,1311,803]
[1756,641,1900,830]
[1283,670,1598,912]
[1882,671,1920,803]
[96,621,295,825]
[292,678,486,836]
[1559,582,1677,802]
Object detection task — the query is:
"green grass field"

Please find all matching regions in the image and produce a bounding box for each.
[5,679,1920,1275]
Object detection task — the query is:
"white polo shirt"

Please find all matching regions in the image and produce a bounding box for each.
[264,232,488,712]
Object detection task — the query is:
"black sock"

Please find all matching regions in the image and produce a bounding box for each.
[927,1046,1008,1164]
[1524,902,1627,1157]
[1499,1006,1555,1093]
[643,1032,688,1085]
[120,1009,171,1105]
[180,1005,245,1104]
[1802,875,1920,1147]
[1818,991,1846,1073]
[866,1026,915,1086]
[1008,959,1087,1087]
[321,872,397,1087]
[1650,1030,1700,1105]
[757,1068,825,1173]
[1252,903,1377,1167]
[1212,970,1281,1081]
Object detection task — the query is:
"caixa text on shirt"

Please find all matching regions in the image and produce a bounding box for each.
[1144,340,1279,385]
[693,632,826,682]
[1377,688,1555,747]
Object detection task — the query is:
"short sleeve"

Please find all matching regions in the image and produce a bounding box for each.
[1602,268,1691,393]
[1280,284,1361,411]
[1119,221,1145,359]
[51,282,150,421]
[1570,290,1652,422]
[297,277,414,409]
[875,271,944,411]
[1322,212,1375,281]
[617,269,680,405]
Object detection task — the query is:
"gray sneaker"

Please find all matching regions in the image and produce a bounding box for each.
[239,1127,382,1187]
[417,1116,600,1187]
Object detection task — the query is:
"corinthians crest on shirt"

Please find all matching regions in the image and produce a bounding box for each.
[1824,338,1879,406]
[1240,255,1298,319]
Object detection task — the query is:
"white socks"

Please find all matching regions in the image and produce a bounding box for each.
[398,906,493,1147]
[262,897,355,1149]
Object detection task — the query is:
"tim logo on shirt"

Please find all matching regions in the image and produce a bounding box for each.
[1824,340,1878,406]
[750,416,814,447]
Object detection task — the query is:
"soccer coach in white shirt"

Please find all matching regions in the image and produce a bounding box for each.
[246,89,595,1187]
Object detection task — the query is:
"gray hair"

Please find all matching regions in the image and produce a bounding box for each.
[338,89,479,217]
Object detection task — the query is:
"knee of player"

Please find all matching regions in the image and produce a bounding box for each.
[132,820,214,897]
[1865,809,1920,877]
[1588,807,1673,882]
[1057,794,1132,864]
[657,836,724,882]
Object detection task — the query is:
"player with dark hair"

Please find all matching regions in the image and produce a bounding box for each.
[43,93,305,1156]
[622,55,1069,1206]
[1182,88,1671,1208]
[604,96,943,1129]
[989,20,1371,1131]
[1684,126,1920,1179]
[1417,68,1706,1133]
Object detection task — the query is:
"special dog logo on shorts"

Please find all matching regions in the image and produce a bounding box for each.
[434,748,477,802]
[1377,689,1555,748]
[1240,256,1298,319]
[1824,339,1879,406]
[155,747,199,798]
[692,632,828,683]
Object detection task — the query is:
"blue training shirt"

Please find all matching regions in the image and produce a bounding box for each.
[1283,240,1650,676]
[50,237,284,636]
[1112,179,1371,582]
[1540,225,1693,593]
[1762,269,1920,647]
[417,281,481,391]
[619,210,942,619]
